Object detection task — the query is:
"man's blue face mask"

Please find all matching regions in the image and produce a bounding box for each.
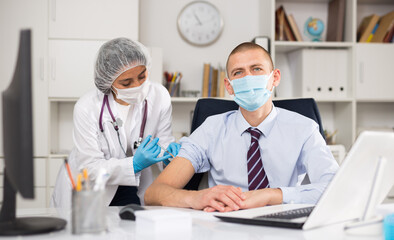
[229,72,274,112]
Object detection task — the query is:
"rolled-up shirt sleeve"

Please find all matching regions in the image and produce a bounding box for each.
[280,127,339,204]
[178,119,214,173]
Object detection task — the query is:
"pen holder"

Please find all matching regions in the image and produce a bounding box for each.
[71,189,107,234]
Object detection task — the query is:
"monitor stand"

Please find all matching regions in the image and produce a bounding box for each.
[344,157,387,236]
[0,169,67,236]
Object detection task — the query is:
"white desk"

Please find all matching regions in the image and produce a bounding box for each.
[0,206,387,240]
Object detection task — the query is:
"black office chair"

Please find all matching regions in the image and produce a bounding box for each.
[183,98,325,190]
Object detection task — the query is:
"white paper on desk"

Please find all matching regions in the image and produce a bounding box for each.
[376,203,394,217]
[135,209,192,238]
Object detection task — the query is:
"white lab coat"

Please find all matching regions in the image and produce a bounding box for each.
[51,82,175,208]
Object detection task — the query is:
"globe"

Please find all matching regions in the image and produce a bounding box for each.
[304,17,324,41]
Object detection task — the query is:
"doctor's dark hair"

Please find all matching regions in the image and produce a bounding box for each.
[226,42,274,77]
[94,38,152,95]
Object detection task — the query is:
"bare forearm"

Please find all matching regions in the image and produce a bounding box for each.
[268,188,283,205]
[144,157,198,207]
[145,182,197,208]
[242,188,283,209]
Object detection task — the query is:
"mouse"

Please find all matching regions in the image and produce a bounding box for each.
[119,203,145,221]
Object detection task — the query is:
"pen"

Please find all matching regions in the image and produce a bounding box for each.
[64,159,76,190]
[157,142,175,159]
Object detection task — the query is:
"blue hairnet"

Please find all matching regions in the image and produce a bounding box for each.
[94,38,151,94]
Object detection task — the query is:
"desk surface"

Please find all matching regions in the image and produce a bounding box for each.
[0,206,387,240]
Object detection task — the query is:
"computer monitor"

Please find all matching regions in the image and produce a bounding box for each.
[0,30,66,235]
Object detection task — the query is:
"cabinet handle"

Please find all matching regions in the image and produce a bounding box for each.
[40,58,44,81]
[51,58,56,81]
[51,0,56,21]
[359,62,364,84]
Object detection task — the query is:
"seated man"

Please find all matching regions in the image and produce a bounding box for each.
[145,42,339,212]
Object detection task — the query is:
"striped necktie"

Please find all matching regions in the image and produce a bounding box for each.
[246,127,270,190]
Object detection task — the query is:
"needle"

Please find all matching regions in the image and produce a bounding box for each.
[157,142,175,158]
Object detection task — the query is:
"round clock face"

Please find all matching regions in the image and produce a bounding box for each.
[177,1,224,46]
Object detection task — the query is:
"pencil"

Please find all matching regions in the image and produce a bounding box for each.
[64,159,76,189]
[76,174,82,192]
[83,168,88,181]
[82,168,90,190]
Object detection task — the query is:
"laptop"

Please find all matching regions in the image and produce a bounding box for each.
[215,131,394,230]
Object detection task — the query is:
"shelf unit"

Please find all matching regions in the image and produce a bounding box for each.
[268,0,393,151]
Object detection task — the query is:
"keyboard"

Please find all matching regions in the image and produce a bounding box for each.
[254,206,315,220]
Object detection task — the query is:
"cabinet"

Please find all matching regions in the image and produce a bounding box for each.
[0,158,47,208]
[48,40,105,98]
[0,0,49,157]
[48,0,139,40]
[356,44,394,100]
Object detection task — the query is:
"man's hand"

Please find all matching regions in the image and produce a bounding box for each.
[191,185,246,212]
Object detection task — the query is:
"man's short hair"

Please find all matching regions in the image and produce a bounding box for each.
[226,42,274,76]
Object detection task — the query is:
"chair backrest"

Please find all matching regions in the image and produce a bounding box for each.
[184,98,325,190]
[190,98,325,137]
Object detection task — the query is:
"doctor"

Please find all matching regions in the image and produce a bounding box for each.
[52,38,180,208]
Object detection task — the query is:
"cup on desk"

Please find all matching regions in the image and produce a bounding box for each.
[71,189,107,234]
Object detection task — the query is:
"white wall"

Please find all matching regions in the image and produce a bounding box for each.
[139,0,261,94]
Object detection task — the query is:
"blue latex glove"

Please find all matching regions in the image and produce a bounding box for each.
[163,142,181,166]
[133,135,171,173]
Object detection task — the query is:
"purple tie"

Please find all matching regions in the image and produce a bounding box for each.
[246,127,270,190]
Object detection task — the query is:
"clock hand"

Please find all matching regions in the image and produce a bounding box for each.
[193,12,202,25]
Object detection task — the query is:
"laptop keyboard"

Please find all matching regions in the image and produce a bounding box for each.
[254,206,315,220]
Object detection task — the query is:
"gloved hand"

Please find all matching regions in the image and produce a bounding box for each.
[163,142,181,166]
[133,135,171,173]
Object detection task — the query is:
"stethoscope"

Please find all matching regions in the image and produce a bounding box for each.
[99,95,148,155]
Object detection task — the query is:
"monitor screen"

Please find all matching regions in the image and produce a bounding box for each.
[2,29,34,199]
[0,29,66,236]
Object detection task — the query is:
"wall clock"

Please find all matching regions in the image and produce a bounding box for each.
[177,1,224,46]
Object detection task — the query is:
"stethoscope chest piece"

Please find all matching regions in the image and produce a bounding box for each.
[133,137,143,150]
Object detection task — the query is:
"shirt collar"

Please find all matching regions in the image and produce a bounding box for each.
[235,105,278,137]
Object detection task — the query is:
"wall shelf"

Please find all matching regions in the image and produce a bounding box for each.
[356,99,394,103]
[49,154,68,158]
[49,97,78,102]
[171,97,199,103]
[171,97,232,103]
[274,41,353,53]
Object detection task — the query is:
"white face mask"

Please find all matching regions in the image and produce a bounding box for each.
[112,80,150,105]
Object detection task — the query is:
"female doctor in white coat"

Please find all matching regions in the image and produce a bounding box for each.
[52,38,180,208]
